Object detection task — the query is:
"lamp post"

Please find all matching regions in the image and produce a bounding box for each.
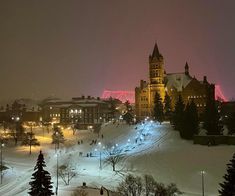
[54,130,59,196]
[97,142,106,170]
[0,139,5,184]
[55,152,59,196]
[54,131,59,153]
[201,170,205,196]
[29,123,33,155]
[98,142,102,170]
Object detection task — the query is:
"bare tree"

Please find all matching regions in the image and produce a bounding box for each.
[144,174,157,196]
[52,126,65,149]
[117,174,182,196]
[117,174,143,196]
[58,163,76,185]
[21,132,40,154]
[165,183,182,196]
[104,146,126,171]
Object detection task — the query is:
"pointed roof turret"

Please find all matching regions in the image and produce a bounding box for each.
[152,43,162,57]
[185,61,189,69]
[150,42,163,59]
[185,61,189,75]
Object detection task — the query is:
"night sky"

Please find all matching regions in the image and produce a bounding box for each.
[1,0,235,101]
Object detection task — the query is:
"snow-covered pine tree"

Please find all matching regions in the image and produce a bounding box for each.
[219,153,235,196]
[153,91,164,124]
[28,151,54,196]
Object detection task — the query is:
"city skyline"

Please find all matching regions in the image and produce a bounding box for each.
[1,0,235,101]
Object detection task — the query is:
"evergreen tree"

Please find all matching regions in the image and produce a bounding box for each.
[153,92,164,124]
[164,92,172,120]
[52,126,65,149]
[203,87,222,135]
[219,153,235,196]
[180,103,190,139]
[172,95,185,131]
[15,122,25,139]
[124,100,132,112]
[180,101,199,139]
[29,151,54,196]
[122,112,133,125]
[189,100,199,136]
[107,97,119,118]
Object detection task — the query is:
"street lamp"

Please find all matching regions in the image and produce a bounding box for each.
[97,142,105,170]
[0,139,5,184]
[98,142,102,170]
[55,152,59,196]
[54,131,59,153]
[29,123,33,155]
[201,170,205,196]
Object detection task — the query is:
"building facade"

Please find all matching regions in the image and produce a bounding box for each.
[41,96,114,129]
[135,44,215,120]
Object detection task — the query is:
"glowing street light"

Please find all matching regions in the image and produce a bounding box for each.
[96,142,105,170]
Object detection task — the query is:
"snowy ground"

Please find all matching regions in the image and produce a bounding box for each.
[0,121,234,196]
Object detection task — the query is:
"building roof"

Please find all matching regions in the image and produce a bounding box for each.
[150,43,163,59]
[165,72,192,92]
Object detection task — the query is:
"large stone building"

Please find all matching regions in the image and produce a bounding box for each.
[40,96,114,129]
[135,43,215,120]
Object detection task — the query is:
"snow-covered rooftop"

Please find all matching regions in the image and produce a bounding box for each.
[165,72,192,91]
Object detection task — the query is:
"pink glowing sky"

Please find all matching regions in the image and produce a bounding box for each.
[0,0,235,101]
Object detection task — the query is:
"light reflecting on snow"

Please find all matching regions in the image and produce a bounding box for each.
[0,121,234,196]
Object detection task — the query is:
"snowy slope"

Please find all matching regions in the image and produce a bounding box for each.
[0,122,234,196]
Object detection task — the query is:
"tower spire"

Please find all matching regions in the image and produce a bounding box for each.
[185,61,189,75]
[151,42,162,59]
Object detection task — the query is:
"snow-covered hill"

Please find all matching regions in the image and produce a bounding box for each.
[0,122,234,196]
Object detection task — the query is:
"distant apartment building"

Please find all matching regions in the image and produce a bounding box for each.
[135,43,215,120]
